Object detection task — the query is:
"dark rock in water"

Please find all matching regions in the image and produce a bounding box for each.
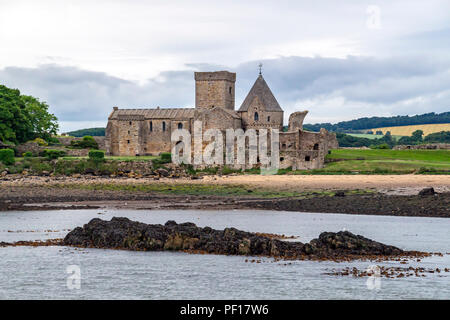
[419,187,436,196]
[63,217,404,259]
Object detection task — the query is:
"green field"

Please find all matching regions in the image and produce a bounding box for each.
[346,133,403,140]
[319,149,450,174]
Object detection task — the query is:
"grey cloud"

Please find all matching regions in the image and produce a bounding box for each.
[1,54,450,132]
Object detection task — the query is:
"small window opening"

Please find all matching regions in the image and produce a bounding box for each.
[162,121,166,131]
[305,156,311,161]
[254,112,259,121]
[178,123,183,129]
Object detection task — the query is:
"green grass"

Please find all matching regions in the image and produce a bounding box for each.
[346,133,403,140]
[319,149,450,174]
[327,149,450,162]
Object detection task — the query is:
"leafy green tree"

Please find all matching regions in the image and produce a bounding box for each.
[0,85,32,143]
[0,85,59,144]
[424,131,450,143]
[21,95,58,141]
[411,130,424,141]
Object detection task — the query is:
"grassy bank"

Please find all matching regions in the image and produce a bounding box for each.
[318,149,450,174]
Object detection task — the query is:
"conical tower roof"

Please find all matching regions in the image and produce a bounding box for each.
[238,75,282,112]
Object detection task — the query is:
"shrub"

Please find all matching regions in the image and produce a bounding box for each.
[0,149,15,165]
[370,143,390,149]
[45,136,60,145]
[42,149,66,160]
[30,158,53,174]
[23,151,33,158]
[89,150,105,161]
[70,136,99,149]
[31,137,48,146]
[221,166,242,175]
[160,152,172,162]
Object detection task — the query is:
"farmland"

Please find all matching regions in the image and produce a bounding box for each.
[370,123,450,136]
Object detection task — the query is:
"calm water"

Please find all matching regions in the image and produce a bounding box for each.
[0,209,449,299]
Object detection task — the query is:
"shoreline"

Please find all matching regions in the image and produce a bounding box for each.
[2,174,450,217]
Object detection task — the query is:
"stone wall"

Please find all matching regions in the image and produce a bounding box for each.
[288,111,308,131]
[393,143,450,150]
[238,96,283,131]
[195,71,236,110]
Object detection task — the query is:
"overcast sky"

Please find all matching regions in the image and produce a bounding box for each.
[1,0,449,132]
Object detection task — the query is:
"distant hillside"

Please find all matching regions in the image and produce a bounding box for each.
[303,111,450,132]
[370,123,450,136]
[66,127,105,137]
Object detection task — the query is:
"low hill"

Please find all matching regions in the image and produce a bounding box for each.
[303,111,450,132]
[66,127,105,137]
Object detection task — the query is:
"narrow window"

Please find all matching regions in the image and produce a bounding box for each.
[150,121,153,132]
[254,112,259,121]
[127,140,130,144]
[129,121,132,125]
[178,123,183,129]
[305,156,310,161]
[128,130,130,134]
[282,143,286,149]
[267,116,270,122]
[313,143,319,150]
[162,121,166,132]
[229,86,232,94]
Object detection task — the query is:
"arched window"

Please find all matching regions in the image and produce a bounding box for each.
[178,123,183,129]
[313,143,319,150]
[149,121,153,132]
[162,121,166,132]
[267,116,270,122]
[229,87,232,94]
[254,112,259,121]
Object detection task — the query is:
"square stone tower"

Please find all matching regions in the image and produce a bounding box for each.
[195,71,236,110]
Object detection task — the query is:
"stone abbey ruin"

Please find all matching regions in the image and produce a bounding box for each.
[105,71,338,170]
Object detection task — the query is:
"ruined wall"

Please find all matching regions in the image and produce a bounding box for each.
[288,111,308,131]
[195,72,236,110]
[278,128,338,170]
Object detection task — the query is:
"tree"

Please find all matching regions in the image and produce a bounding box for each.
[424,131,450,143]
[0,85,32,143]
[21,95,59,141]
[411,130,424,141]
[0,85,59,144]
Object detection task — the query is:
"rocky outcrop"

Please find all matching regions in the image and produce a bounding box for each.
[419,187,436,196]
[63,217,404,259]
